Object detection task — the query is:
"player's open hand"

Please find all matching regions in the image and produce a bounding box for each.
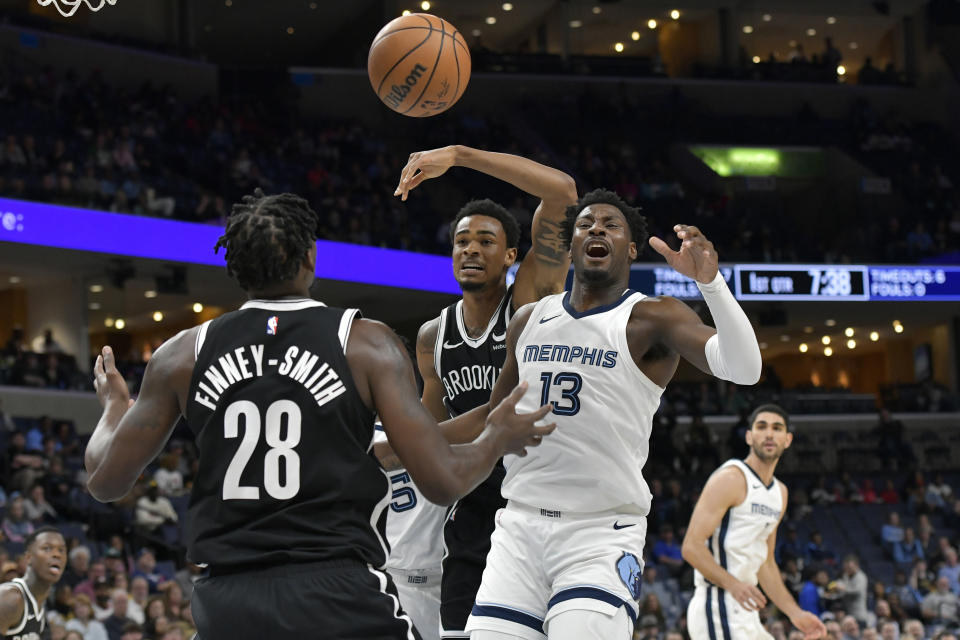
[93,346,132,411]
[394,145,458,201]
[789,611,827,639]
[486,381,555,457]
[725,578,767,612]
[648,224,719,285]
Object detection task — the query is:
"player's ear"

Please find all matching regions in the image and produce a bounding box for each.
[628,242,637,261]
[304,244,317,272]
[505,247,518,266]
[744,428,753,446]
[784,432,794,449]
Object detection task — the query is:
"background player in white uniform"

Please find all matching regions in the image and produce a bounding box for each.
[0,527,65,640]
[463,188,763,640]
[375,424,446,640]
[682,405,825,640]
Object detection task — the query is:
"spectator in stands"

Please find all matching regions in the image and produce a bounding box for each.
[911,560,937,597]
[120,622,143,640]
[881,512,905,551]
[903,619,925,640]
[640,566,681,627]
[880,480,901,504]
[895,528,926,568]
[806,530,838,565]
[74,560,107,600]
[153,454,183,497]
[103,590,135,640]
[878,621,898,640]
[840,614,860,639]
[838,555,870,625]
[6,431,46,492]
[875,598,895,629]
[926,473,953,511]
[66,593,109,640]
[891,570,924,618]
[862,479,879,504]
[783,558,803,597]
[799,567,829,616]
[922,576,959,626]
[861,629,878,640]
[652,525,685,578]
[93,576,114,620]
[31,329,64,354]
[131,549,168,594]
[939,548,960,595]
[128,576,149,624]
[134,481,177,534]
[24,482,57,524]
[777,524,804,565]
[826,618,843,639]
[812,476,836,505]
[63,545,91,589]
[1,494,35,542]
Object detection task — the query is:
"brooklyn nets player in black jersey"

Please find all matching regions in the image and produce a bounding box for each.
[0,527,65,640]
[84,190,555,640]
[387,146,576,638]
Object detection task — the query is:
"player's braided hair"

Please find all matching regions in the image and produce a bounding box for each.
[214,189,318,292]
[449,198,521,249]
[559,188,648,261]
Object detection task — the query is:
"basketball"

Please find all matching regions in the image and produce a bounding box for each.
[367,13,471,117]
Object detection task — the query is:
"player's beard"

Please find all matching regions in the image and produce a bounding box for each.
[752,442,782,464]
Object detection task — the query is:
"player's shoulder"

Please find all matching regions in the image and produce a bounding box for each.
[0,582,25,628]
[628,294,690,320]
[416,316,441,351]
[704,463,749,500]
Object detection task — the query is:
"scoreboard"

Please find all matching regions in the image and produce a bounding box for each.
[628,264,960,302]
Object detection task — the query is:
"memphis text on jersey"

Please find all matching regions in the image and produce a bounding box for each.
[194,345,346,411]
[522,343,619,368]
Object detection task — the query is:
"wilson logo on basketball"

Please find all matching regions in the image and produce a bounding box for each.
[384,63,428,109]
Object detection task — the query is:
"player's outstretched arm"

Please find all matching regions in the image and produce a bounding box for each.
[85,333,192,502]
[0,585,25,634]
[681,467,768,612]
[349,318,553,505]
[648,224,761,385]
[758,486,827,639]
[395,145,576,306]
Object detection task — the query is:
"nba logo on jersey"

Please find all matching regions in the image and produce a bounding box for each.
[266,316,279,335]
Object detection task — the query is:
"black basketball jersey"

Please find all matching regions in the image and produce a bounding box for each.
[434,284,514,419]
[3,579,44,640]
[184,298,386,570]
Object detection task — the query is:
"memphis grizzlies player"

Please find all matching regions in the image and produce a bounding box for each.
[386,145,576,640]
[465,188,762,639]
[0,527,65,640]
[683,405,825,640]
[375,424,447,640]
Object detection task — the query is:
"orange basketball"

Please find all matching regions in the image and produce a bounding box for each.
[367,13,471,117]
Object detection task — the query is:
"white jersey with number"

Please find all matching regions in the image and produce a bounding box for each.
[694,459,784,588]
[373,427,446,571]
[503,290,664,514]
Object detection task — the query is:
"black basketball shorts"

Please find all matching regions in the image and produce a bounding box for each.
[192,559,422,640]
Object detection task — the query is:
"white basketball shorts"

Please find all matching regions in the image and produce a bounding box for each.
[687,585,774,640]
[464,501,646,640]
[388,568,442,640]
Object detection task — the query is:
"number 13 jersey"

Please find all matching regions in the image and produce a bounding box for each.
[504,291,665,515]
[185,299,386,570]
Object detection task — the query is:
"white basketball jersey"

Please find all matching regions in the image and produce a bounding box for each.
[502,290,664,514]
[373,427,446,571]
[694,459,784,589]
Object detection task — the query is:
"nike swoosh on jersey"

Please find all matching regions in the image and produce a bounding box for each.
[492,332,506,341]
[443,340,464,349]
[752,484,763,489]
[613,521,636,530]
[539,314,561,324]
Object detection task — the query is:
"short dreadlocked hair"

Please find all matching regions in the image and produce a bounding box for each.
[449,199,521,249]
[559,188,648,260]
[214,189,319,292]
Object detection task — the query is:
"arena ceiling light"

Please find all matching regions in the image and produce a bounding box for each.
[762,14,772,22]
[671,9,680,20]
[847,339,856,349]
[647,19,658,29]
[569,19,583,28]
[153,311,163,322]
[90,284,104,293]
[821,336,831,345]
[826,16,837,24]
[592,6,602,14]
[837,65,846,76]
[144,290,158,298]
[870,331,880,342]
[752,56,761,63]
[501,2,512,10]
[8,276,20,284]
[824,346,833,356]
[825,319,837,326]
[631,31,640,41]
[420,0,430,10]
[104,318,114,328]
[614,42,625,52]
[849,42,859,49]
[799,343,808,353]
[115,319,126,330]
[844,327,855,337]
[743,25,754,34]
[193,303,204,313]
[486,16,496,24]
[806,28,817,36]
[89,302,101,310]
